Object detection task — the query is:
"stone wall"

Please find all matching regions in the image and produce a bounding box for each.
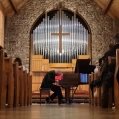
[5,0,115,68]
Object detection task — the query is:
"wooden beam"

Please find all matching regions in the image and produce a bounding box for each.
[104,0,114,14]
[8,0,18,14]
[0,1,5,12]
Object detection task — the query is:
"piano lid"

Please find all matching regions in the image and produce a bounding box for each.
[75,59,95,74]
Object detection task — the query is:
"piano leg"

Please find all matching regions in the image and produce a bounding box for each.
[65,87,72,104]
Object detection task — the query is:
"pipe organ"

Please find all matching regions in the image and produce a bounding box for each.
[32,10,89,63]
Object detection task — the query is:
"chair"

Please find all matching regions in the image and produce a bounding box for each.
[39,88,50,104]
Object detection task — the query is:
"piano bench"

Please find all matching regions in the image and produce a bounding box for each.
[39,88,50,104]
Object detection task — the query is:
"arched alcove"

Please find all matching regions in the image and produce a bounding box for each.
[30,8,91,63]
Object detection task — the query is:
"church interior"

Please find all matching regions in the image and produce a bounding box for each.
[0,0,119,119]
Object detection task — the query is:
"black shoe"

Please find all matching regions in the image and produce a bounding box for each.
[46,97,50,103]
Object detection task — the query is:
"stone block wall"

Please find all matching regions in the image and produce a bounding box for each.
[5,0,115,68]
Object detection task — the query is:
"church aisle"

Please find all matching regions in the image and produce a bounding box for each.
[0,104,119,119]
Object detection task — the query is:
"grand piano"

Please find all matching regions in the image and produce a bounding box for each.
[59,58,95,103]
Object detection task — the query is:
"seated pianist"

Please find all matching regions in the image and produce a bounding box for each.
[40,70,63,104]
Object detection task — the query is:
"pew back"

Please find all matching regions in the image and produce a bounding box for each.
[0,49,32,109]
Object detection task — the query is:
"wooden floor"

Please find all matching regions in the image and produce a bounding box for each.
[0,103,119,119]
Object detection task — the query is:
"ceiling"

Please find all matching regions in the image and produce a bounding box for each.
[0,0,119,19]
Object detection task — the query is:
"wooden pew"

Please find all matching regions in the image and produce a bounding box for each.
[16,66,32,106]
[0,49,32,109]
[0,50,6,109]
[24,70,28,106]
[4,57,14,108]
[19,66,24,106]
[27,72,32,106]
[27,73,31,106]
[29,75,32,105]
[11,61,31,107]
[18,68,32,106]
[114,49,119,109]
[13,62,20,107]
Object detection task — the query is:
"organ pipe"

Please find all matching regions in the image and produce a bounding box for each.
[33,10,89,63]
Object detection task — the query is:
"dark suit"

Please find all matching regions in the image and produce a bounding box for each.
[41,70,55,89]
[99,44,119,108]
[41,70,63,103]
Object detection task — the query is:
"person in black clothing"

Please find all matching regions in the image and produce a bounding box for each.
[100,33,119,62]
[90,43,115,92]
[40,70,63,104]
[90,33,119,108]
[91,33,119,86]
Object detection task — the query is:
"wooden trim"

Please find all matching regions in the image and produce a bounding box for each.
[104,0,114,14]
[8,0,17,14]
[49,63,73,68]
[0,1,5,12]
[30,33,33,72]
